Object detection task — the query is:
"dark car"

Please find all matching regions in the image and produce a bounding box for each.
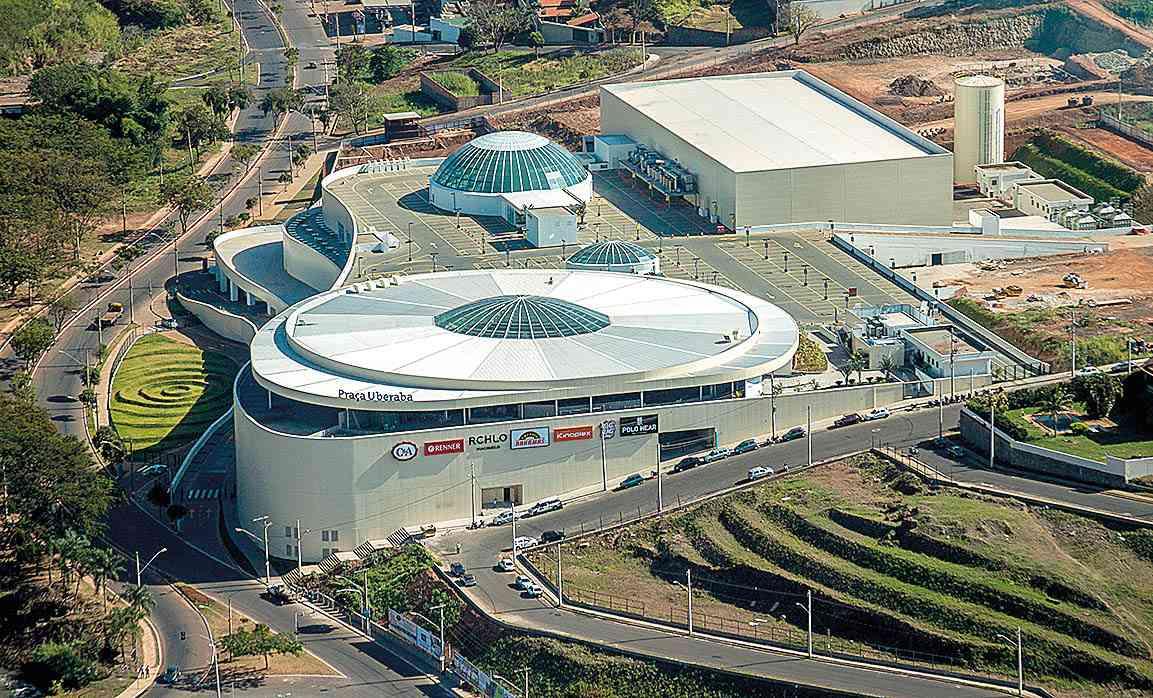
[732,438,759,455]
[540,529,565,544]
[832,413,862,428]
[778,426,806,442]
[672,456,702,473]
[619,473,646,489]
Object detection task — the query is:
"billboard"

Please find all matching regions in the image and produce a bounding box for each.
[554,425,593,442]
[510,427,550,450]
[619,414,658,437]
[388,609,442,659]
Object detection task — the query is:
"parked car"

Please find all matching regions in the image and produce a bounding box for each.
[946,445,966,458]
[523,584,543,598]
[672,456,702,473]
[449,562,466,577]
[832,413,863,428]
[619,473,646,489]
[459,574,477,587]
[513,575,532,590]
[862,408,890,421]
[540,529,565,544]
[528,497,563,517]
[497,558,515,572]
[747,466,774,481]
[491,510,522,526]
[265,584,296,605]
[732,439,759,455]
[701,447,732,464]
[778,426,807,442]
[513,536,539,550]
[138,463,168,477]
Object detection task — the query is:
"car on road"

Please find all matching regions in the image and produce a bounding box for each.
[747,466,774,481]
[305,61,318,69]
[523,583,543,598]
[945,445,966,458]
[159,666,181,685]
[619,473,646,489]
[491,510,522,526]
[701,447,732,463]
[778,426,806,442]
[449,562,466,577]
[732,439,759,455]
[527,497,563,517]
[1077,366,1102,376]
[540,529,565,544]
[497,558,515,572]
[264,584,296,605]
[671,455,702,473]
[513,536,539,550]
[862,408,890,421]
[138,463,168,477]
[459,574,477,587]
[832,413,863,428]
[513,575,532,591]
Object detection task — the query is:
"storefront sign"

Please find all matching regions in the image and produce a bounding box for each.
[510,427,550,449]
[620,414,658,437]
[424,438,464,456]
[391,442,417,461]
[337,389,414,403]
[467,433,508,451]
[555,425,593,442]
[599,420,616,440]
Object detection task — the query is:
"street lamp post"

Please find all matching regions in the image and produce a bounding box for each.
[135,547,167,587]
[243,515,273,585]
[796,589,813,658]
[407,223,413,262]
[806,406,812,467]
[996,627,1024,696]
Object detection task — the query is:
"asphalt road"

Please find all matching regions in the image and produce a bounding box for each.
[430,405,1026,698]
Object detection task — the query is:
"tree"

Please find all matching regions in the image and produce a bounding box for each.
[0,247,38,299]
[87,547,124,614]
[528,31,544,57]
[1040,385,1072,436]
[368,45,416,83]
[1072,373,1122,419]
[219,624,303,669]
[12,318,54,365]
[228,85,253,111]
[335,43,371,82]
[232,143,260,173]
[879,354,897,380]
[259,87,304,118]
[283,46,299,71]
[201,86,231,117]
[9,370,36,404]
[162,175,214,235]
[464,0,531,51]
[174,102,228,162]
[49,294,76,331]
[788,4,820,45]
[93,425,126,462]
[849,351,869,382]
[147,482,171,512]
[328,81,372,134]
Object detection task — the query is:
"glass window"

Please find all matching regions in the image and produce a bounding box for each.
[593,392,642,412]
[558,397,591,415]
[523,400,556,418]
[644,386,700,407]
[469,404,522,424]
[702,383,734,401]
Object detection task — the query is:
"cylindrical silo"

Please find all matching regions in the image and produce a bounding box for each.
[953,75,1005,184]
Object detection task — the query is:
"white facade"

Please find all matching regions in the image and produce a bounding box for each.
[953,75,1005,184]
[1013,179,1093,221]
[599,71,953,227]
[974,161,1036,200]
[525,207,578,247]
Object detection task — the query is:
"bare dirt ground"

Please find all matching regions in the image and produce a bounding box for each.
[1067,0,1153,50]
[1059,125,1153,171]
[921,241,1153,321]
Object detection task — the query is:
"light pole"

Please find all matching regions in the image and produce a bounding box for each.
[949,326,957,398]
[989,393,997,470]
[673,569,694,635]
[806,406,812,467]
[599,421,610,492]
[416,604,447,675]
[769,373,776,439]
[1069,308,1078,377]
[407,222,413,262]
[135,547,167,587]
[995,627,1024,696]
[238,515,272,585]
[796,589,813,658]
[656,458,663,513]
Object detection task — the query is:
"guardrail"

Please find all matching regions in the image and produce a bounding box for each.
[170,408,234,500]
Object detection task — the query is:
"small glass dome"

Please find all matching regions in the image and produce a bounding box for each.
[430,131,589,194]
[568,241,657,267]
[434,295,610,339]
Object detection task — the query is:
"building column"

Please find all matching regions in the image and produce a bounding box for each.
[219,273,229,294]
[229,281,239,302]
[246,291,256,307]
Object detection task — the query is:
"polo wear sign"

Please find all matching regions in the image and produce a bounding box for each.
[554,425,594,442]
[620,414,658,437]
[424,438,464,456]
[510,427,550,449]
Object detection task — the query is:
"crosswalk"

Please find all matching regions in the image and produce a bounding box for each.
[184,488,219,501]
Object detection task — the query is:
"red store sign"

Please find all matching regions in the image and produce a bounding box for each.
[424,439,464,456]
[554,425,594,442]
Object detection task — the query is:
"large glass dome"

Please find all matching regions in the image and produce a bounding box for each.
[433,294,610,339]
[568,241,656,267]
[430,131,589,194]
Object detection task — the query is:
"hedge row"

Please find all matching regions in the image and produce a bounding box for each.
[719,505,1153,685]
[761,506,1141,658]
[1013,143,1132,203]
[1031,131,1144,193]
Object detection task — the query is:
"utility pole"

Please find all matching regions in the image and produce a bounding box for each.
[469,462,477,528]
[599,421,609,491]
[806,406,812,466]
[656,458,663,513]
[989,396,996,470]
[769,373,776,439]
[556,542,563,606]
[128,268,135,325]
[686,568,694,636]
[949,325,956,398]
[295,518,303,570]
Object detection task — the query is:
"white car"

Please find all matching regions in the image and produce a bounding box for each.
[497,558,516,572]
[747,466,774,481]
[491,510,523,526]
[862,408,890,421]
[513,575,532,590]
[513,536,539,550]
[701,448,732,464]
[523,584,543,598]
[1076,366,1102,376]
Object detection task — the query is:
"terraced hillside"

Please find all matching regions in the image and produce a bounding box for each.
[109,334,239,454]
[534,457,1153,697]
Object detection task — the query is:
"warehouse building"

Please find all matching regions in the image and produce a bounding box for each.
[598,71,953,227]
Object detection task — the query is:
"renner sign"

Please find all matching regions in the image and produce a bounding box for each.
[424,438,464,456]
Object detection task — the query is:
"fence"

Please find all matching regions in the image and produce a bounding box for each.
[1097,113,1153,151]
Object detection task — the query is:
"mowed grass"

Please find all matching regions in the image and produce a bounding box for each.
[1003,403,1153,462]
[110,334,238,455]
[532,456,1153,696]
[448,48,642,98]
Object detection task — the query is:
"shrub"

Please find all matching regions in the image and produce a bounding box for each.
[1070,421,1090,435]
[1071,373,1122,418]
[22,642,100,691]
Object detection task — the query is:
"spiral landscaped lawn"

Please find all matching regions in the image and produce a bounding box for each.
[110,334,239,454]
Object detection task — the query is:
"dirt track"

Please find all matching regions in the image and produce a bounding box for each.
[1066,0,1153,50]
[1060,126,1153,171]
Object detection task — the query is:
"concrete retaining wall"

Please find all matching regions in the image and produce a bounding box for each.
[176,290,259,344]
[283,231,342,291]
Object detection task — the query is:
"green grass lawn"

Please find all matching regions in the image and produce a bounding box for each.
[1004,403,1153,462]
[110,334,239,455]
[447,47,642,98]
[429,71,481,96]
[115,14,243,83]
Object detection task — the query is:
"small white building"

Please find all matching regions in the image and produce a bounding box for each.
[844,304,994,379]
[1013,179,1093,222]
[525,207,578,247]
[974,162,1037,199]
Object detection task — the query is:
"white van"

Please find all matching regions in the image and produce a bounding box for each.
[747,466,774,481]
[528,497,563,516]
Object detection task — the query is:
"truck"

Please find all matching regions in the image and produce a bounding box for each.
[99,302,124,327]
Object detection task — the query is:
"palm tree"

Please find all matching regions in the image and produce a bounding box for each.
[1040,386,1072,436]
[879,355,897,381]
[56,531,89,596]
[89,548,125,615]
[124,584,156,617]
[850,351,869,383]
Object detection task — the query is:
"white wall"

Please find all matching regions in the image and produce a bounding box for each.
[176,291,259,344]
[283,232,342,291]
[841,231,1108,267]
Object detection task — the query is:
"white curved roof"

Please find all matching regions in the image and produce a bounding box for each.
[250,270,799,408]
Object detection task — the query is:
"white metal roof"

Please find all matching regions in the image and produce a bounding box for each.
[602,71,945,173]
[249,270,798,408]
